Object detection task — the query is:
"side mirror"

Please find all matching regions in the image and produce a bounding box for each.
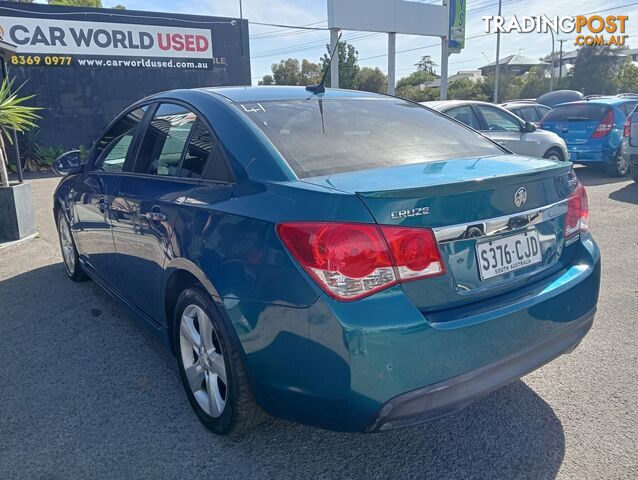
[52,150,83,176]
[523,121,537,133]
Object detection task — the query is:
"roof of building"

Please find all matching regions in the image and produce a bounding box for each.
[480,54,548,69]
[425,70,484,88]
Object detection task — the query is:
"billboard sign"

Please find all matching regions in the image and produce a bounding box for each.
[449,0,466,52]
[0,1,250,150]
[0,16,219,69]
[327,0,446,37]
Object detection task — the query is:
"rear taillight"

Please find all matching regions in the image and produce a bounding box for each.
[564,181,589,239]
[277,222,445,301]
[592,110,614,138]
[623,113,633,137]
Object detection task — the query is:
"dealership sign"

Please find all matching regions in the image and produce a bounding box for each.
[0,16,213,59]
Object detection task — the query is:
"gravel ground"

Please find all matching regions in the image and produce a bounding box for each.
[0,167,636,480]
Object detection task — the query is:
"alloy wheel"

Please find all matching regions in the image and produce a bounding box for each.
[617,154,630,176]
[179,304,227,418]
[58,215,76,274]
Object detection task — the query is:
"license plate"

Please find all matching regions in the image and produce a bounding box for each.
[476,230,542,280]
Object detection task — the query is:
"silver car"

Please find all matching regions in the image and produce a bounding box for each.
[500,101,551,126]
[423,100,568,161]
[620,105,638,182]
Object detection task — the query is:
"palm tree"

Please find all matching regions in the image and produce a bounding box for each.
[0,78,40,187]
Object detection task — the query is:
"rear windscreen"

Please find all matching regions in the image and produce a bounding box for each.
[543,103,609,122]
[237,98,503,178]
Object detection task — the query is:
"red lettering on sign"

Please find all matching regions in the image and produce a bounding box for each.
[195,35,209,52]
[157,32,208,52]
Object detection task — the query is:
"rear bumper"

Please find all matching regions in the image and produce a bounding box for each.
[365,307,594,432]
[567,144,616,164]
[238,236,601,432]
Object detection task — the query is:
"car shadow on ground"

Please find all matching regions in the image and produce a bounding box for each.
[0,263,566,480]
[574,165,628,187]
[609,181,638,205]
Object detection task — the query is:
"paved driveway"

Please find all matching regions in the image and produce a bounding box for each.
[1,168,636,479]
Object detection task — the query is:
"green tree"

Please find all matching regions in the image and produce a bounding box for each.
[0,78,40,187]
[48,0,103,6]
[616,60,638,93]
[484,70,522,102]
[571,45,625,95]
[515,67,550,99]
[357,67,387,93]
[258,74,274,86]
[414,55,438,75]
[300,59,321,86]
[320,41,360,89]
[396,70,437,90]
[448,79,490,101]
[271,58,300,86]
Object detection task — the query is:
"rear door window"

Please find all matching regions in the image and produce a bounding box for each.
[620,102,638,116]
[517,107,541,123]
[535,106,551,120]
[134,103,196,176]
[93,106,147,172]
[445,105,482,129]
[543,103,609,122]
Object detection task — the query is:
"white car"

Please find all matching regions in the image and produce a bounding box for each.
[423,100,569,161]
[620,105,638,182]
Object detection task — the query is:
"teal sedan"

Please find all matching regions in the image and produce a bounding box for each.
[52,87,600,435]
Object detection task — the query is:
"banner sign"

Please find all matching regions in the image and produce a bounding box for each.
[449,0,466,52]
[1,16,213,59]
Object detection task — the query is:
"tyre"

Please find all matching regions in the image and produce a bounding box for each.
[606,151,630,177]
[543,147,564,161]
[632,164,638,183]
[174,287,267,436]
[56,210,88,282]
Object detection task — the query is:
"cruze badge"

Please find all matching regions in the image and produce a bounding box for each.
[390,207,430,219]
[514,187,528,208]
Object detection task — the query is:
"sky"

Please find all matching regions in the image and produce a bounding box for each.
[101,0,638,85]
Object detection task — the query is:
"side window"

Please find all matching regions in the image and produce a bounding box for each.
[134,103,197,176]
[445,105,481,130]
[536,106,551,120]
[622,102,638,116]
[478,106,522,132]
[519,107,541,123]
[181,120,231,182]
[93,106,147,172]
[179,121,210,179]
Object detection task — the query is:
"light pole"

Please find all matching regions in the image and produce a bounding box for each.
[549,28,555,92]
[558,39,568,79]
[494,0,502,103]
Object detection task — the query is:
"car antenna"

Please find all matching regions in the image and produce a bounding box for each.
[306,32,342,94]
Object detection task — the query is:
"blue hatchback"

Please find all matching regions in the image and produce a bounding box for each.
[540,97,638,176]
[53,87,600,435]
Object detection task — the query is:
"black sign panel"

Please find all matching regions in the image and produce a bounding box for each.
[0,1,250,149]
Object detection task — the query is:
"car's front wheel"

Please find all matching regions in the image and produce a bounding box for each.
[174,287,266,436]
[631,164,638,183]
[543,147,565,161]
[57,210,88,282]
[607,151,630,177]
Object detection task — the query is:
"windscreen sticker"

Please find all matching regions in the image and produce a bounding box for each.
[240,103,266,113]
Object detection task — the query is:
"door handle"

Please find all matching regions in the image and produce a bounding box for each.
[143,211,168,222]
